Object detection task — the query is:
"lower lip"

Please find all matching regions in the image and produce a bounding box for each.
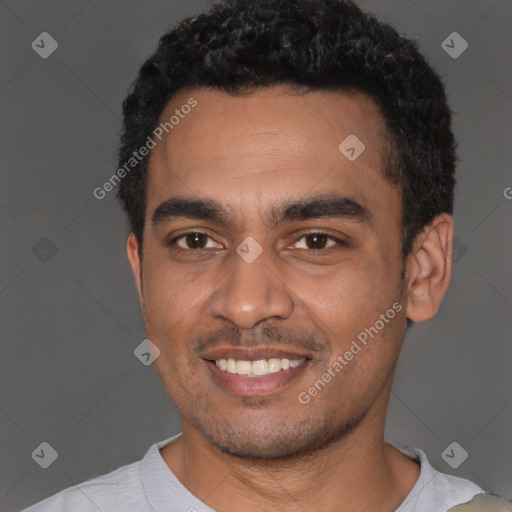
[204,359,310,396]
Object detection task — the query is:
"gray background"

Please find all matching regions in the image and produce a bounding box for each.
[1,0,511,510]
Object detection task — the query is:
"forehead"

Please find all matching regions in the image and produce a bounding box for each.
[145,85,398,224]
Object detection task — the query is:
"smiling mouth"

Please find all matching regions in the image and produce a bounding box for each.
[212,357,307,377]
[200,346,314,396]
[202,354,312,396]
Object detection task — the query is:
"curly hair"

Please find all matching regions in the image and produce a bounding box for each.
[115,0,456,263]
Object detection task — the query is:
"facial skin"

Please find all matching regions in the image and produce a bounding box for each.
[127,85,453,511]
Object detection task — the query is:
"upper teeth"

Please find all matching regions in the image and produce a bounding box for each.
[215,358,306,377]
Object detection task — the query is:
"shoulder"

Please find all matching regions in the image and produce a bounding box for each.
[20,458,150,512]
[389,441,504,511]
[448,492,512,511]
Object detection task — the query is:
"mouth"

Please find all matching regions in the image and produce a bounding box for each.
[200,348,312,396]
[214,356,306,376]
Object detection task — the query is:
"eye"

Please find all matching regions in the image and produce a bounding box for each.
[169,231,223,250]
[167,231,345,252]
[293,232,344,250]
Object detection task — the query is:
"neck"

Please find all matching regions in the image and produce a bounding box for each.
[160,391,420,512]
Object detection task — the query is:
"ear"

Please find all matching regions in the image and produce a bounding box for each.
[127,233,144,312]
[405,213,454,322]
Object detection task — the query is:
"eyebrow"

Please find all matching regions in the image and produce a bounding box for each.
[151,193,371,228]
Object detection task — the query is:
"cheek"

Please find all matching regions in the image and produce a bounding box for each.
[320,258,388,310]
[312,256,403,352]
[354,230,403,298]
[142,250,209,324]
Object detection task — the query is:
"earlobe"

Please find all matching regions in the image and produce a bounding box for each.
[406,214,454,322]
[126,233,144,312]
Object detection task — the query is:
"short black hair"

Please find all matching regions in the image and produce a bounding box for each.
[115,0,456,263]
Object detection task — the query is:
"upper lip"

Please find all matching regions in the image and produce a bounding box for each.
[200,347,312,361]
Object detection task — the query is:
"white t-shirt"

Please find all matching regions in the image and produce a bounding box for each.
[21,433,504,512]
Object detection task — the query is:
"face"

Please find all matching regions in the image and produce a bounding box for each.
[128,86,410,460]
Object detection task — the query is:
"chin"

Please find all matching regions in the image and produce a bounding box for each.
[195,413,362,462]
[212,435,307,460]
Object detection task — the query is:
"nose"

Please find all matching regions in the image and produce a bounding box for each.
[209,248,294,329]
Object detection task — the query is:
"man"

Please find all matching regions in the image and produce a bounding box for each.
[22,0,509,511]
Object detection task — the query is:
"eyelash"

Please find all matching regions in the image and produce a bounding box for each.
[167,231,346,252]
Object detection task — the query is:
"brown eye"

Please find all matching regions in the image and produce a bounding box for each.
[170,232,222,250]
[294,233,339,250]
